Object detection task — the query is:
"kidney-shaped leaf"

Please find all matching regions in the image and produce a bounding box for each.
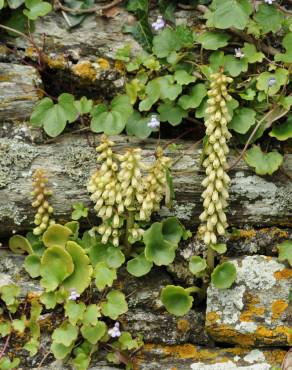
[42,224,72,248]
[211,262,237,289]
[245,146,283,175]
[81,321,107,344]
[94,262,117,291]
[40,246,74,292]
[161,285,193,316]
[161,217,184,245]
[126,252,153,277]
[52,321,78,347]
[101,290,128,320]
[189,256,207,275]
[9,235,33,255]
[62,241,93,294]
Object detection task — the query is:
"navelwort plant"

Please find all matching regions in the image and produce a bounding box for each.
[4,137,193,368]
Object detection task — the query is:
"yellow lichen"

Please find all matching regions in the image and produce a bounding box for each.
[45,55,67,69]
[115,60,125,73]
[206,311,220,324]
[72,61,97,81]
[274,268,292,280]
[260,227,288,238]
[177,319,190,332]
[97,58,110,70]
[238,229,257,238]
[271,300,288,320]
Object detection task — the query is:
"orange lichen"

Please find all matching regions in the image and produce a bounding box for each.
[97,58,110,70]
[255,325,291,345]
[274,268,292,280]
[260,227,288,238]
[177,319,190,332]
[72,61,97,81]
[240,293,265,322]
[206,311,220,324]
[271,300,288,320]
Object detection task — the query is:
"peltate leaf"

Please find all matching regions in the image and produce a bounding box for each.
[161,285,193,316]
[40,246,74,292]
[269,116,292,141]
[42,224,72,248]
[126,252,153,277]
[189,256,207,275]
[62,241,93,294]
[211,262,236,289]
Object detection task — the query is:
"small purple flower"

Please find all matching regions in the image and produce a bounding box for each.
[108,322,121,338]
[151,16,165,31]
[147,114,160,129]
[264,0,274,4]
[234,48,245,59]
[68,288,80,301]
[268,77,277,87]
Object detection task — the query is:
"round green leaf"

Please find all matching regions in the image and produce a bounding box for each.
[101,290,128,320]
[229,108,256,134]
[74,96,93,115]
[64,301,86,325]
[211,262,237,289]
[40,246,74,292]
[24,254,41,278]
[197,31,230,50]
[161,285,193,316]
[51,342,73,360]
[143,223,176,266]
[210,243,227,254]
[277,240,292,266]
[161,217,184,245]
[245,146,283,175]
[52,321,78,347]
[254,4,284,33]
[126,253,153,277]
[23,0,52,20]
[81,321,107,344]
[189,256,207,275]
[152,28,180,58]
[94,262,117,291]
[126,112,152,139]
[9,235,33,255]
[178,84,207,110]
[158,102,188,126]
[83,304,100,326]
[269,117,292,141]
[174,70,196,85]
[42,224,72,248]
[212,0,252,30]
[106,246,125,269]
[62,241,93,294]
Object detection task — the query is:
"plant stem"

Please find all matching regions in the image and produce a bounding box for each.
[206,246,215,272]
[124,210,134,256]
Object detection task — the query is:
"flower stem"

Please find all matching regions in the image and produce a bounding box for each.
[207,246,215,272]
[124,210,134,256]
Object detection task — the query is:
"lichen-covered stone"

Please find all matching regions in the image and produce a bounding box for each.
[0,134,291,236]
[133,344,286,370]
[206,255,292,346]
[0,63,41,121]
[168,227,292,284]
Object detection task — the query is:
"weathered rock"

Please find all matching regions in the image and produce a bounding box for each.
[0,63,42,121]
[168,227,292,285]
[0,135,291,236]
[24,345,289,369]
[133,344,287,370]
[206,255,292,347]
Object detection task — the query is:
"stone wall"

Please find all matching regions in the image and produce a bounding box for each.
[0,6,291,370]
